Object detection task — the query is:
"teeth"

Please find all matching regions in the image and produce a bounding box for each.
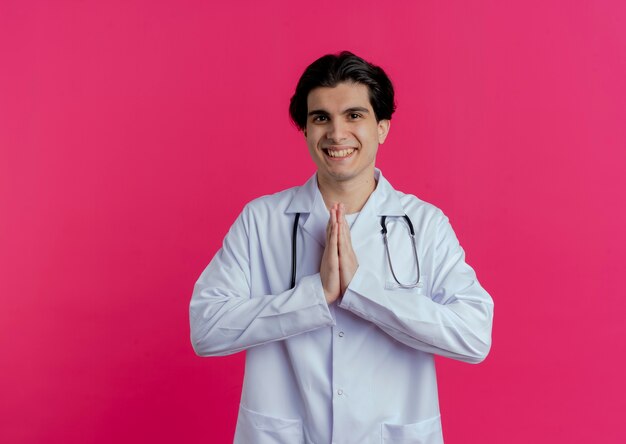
[327,148,355,158]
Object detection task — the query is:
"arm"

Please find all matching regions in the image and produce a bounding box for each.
[338,211,493,363]
[189,207,334,357]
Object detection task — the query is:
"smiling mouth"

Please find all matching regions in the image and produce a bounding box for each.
[323,148,356,158]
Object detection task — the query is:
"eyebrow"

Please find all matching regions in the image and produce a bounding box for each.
[308,107,371,116]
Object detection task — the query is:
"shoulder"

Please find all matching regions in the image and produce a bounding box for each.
[391,187,447,222]
[384,182,451,237]
[377,171,445,221]
[389,189,461,253]
[240,186,300,220]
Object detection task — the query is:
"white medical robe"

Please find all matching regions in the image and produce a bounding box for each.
[190,169,494,444]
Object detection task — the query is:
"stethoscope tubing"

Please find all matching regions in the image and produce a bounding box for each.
[290,213,301,289]
[290,213,421,290]
[381,215,421,288]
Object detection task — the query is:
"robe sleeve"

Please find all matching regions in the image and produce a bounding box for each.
[338,211,493,363]
[190,206,334,357]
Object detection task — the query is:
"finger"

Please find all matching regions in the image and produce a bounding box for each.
[326,204,338,237]
[329,210,339,254]
[337,202,344,222]
[340,205,350,235]
[337,204,345,250]
[337,218,348,256]
[326,211,333,243]
[328,203,337,224]
[334,205,341,240]
[339,216,355,260]
[339,203,348,239]
[343,214,352,244]
[340,204,354,241]
[339,203,348,228]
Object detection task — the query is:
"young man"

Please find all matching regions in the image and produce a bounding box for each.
[190,51,493,444]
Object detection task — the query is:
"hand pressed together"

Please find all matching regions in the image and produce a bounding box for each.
[320,203,359,304]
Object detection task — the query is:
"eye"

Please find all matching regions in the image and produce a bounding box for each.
[313,115,328,123]
[349,113,362,120]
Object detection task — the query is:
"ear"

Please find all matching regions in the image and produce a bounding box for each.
[303,127,307,138]
[377,119,391,144]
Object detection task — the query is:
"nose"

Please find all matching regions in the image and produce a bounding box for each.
[326,119,349,142]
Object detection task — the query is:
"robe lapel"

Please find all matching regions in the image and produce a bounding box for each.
[285,173,328,248]
[350,170,405,250]
[285,170,406,250]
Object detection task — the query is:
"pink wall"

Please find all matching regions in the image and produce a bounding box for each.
[1,1,625,442]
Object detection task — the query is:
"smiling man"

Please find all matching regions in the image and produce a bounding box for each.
[190,51,494,444]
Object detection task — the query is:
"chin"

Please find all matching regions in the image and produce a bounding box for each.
[328,171,356,182]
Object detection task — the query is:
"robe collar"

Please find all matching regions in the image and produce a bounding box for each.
[285,169,405,248]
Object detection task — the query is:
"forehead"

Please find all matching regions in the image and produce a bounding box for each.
[307,82,373,112]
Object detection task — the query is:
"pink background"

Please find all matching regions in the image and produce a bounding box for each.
[1,1,625,442]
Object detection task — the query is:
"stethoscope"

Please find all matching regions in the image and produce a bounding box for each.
[290,213,421,290]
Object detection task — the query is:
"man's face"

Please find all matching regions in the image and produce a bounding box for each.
[304,82,390,186]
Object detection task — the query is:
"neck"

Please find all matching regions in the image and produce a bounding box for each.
[317,173,377,214]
